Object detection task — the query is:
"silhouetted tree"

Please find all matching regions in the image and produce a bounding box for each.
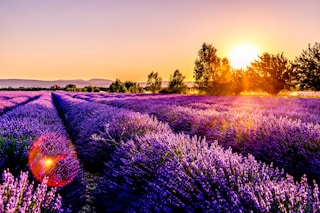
[244,65,261,92]
[50,85,61,90]
[247,52,291,95]
[124,81,144,93]
[193,43,232,95]
[168,69,187,94]
[87,86,93,92]
[65,84,77,91]
[194,43,221,94]
[108,79,127,93]
[219,58,232,83]
[85,85,100,92]
[215,58,236,95]
[230,68,245,95]
[293,42,320,91]
[146,71,162,93]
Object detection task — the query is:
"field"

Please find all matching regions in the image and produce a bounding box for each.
[0,91,319,212]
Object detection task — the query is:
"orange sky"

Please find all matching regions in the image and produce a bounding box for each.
[1,0,319,82]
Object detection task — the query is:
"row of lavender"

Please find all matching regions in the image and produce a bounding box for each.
[0,91,42,115]
[74,93,320,124]
[51,93,172,172]
[53,92,320,212]
[72,93,320,185]
[69,93,320,126]
[0,93,85,212]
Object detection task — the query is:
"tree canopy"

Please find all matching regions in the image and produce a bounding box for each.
[167,69,187,94]
[108,79,144,93]
[75,42,320,95]
[247,52,292,95]
[293,42,320,91]
[146,71,162,93]
[194,43,221,94]
[108,79,127,93]
[192,42,320,95]
[194,43,237,95]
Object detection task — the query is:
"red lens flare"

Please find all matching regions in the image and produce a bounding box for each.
[28,133,80,187]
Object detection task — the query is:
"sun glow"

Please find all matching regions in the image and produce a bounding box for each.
[44,158,54,168]
[228,44,259,69]
[28,134,80,187]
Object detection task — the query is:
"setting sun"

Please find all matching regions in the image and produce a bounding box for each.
[228,44,259,69]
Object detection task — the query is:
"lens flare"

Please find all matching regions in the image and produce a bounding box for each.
[28,133,80,187]
[44,158,54,168]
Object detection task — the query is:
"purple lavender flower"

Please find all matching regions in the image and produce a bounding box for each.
[52,93,171,173]
[94,132,320,212]
[0,93,86,212]
[93,94,320,184]
[0,169,68,212]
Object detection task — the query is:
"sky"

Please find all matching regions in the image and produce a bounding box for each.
[0,0,319,82]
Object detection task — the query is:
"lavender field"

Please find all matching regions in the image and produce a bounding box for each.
[0,91,320,212]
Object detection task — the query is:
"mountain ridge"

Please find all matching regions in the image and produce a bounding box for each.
[0,79,113,88]
[0,79,195,89]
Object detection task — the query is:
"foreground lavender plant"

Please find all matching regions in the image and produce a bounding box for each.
[0,93,86,212]
[52,93,171,173]
[94,132,320,212]
[0,169,67,213]
[100,95,320,184]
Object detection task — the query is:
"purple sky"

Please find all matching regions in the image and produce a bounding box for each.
[1,0,319,81]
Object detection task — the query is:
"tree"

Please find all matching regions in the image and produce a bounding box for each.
[146,71,162,93]
[193,43,232,95]
[194,43,221,94]
[293,42,320,91]
[230,68,245,95]
[167,69,187,94]
[108,79,144,93]
[65,84,77,91]
[124,81,144,93]
[219,58,232,84]
[85,85,100,92]
[247,52,291,95]
[215,57,236,95]
[108,79,127,93]
[50,85,61,90]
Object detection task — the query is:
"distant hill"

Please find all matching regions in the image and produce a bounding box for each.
[0,79,113,88]
[0,79,194,89]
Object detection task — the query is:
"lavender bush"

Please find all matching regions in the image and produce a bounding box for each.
[0,135,30,177]
[28,133,80,187]
[52,93,125,171]
[52,93,172,173]
[2,91,320,211]
[0,92,41,115]
[0,94,86,212]
[98,95,320,184]
[100,95,320,125]
[0,169,66,213]
[94,132,320,212]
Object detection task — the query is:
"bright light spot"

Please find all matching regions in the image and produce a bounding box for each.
[228,44,259,69]
[44,158,54,168]
[28,134,80,187]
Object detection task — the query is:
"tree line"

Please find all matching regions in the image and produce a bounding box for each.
[108,41,320,95]
[194,42,320,95]
[106,70,187,94]
[1,42,318,95]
